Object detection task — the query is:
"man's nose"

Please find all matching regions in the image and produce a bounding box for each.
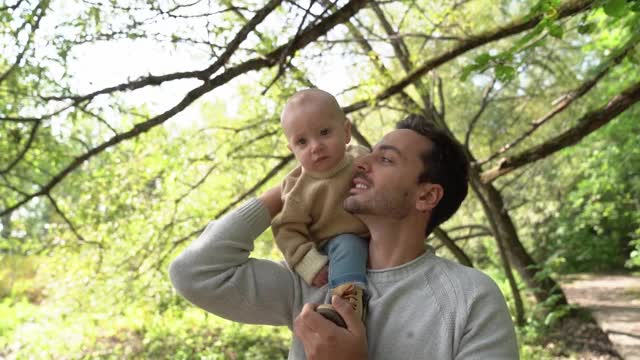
[354,154,371,172]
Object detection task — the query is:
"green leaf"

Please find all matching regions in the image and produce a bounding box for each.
[460,64,480,81]
[495,64,516,81]
[577,22,596,34]
[603,0,628,18]
[513,25,544,51]
[460,67,473,81]
[474,53,492,66]
[547,23,564,38]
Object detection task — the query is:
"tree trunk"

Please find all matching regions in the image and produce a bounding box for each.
[432,227,474,268]
[470,173,568,307]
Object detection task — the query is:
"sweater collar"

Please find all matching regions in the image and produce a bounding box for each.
[366,246,435,281]
[303,154,352,179]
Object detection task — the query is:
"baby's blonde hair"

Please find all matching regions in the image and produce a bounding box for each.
[280,89,345,126]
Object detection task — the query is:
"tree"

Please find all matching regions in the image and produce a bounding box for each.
[1,1,639,343]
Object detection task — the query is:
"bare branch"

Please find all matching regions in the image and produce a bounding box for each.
[432,227,474,267]
[262,0,318,94]
[477,39,638,166]
[0,0,25,11]
[445,224,493,234]
[169,153,295,251]
[464,77,496,147]
[343,0,596,114]
[481,80,640,183]
[76,105,119,136]
[336,0,424,119]
[0,0,369,217]
[435,74,445,118]
[34,0,281,105]
[0,1,47,85]
[0,174,30,197]
[0,121,40,175]
[202,0,282,77]
[46,194,102,248]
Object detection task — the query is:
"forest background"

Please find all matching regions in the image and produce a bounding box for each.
[1,0,639,358]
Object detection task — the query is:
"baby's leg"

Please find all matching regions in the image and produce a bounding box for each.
[325,233,368,290]
[316,234,368,327]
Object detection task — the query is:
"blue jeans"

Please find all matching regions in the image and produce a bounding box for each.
[322,233,368,290]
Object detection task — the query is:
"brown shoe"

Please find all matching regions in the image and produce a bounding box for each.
[316,283,367,328]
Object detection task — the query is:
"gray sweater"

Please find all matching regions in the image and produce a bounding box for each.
[169,198,519,359]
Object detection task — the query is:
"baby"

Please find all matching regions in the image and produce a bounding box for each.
[271,89,369,327]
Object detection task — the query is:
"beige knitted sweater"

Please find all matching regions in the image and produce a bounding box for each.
[271,145,370,284]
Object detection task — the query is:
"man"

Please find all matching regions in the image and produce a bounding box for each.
[169,114,519,359]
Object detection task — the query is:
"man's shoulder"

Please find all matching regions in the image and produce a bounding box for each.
[427,254,502,303]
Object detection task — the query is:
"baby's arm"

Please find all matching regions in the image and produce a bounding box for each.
[272,197,328,286]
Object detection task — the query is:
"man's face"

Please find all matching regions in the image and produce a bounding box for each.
[344,129,430,218]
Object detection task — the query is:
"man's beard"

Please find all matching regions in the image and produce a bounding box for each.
[344,191,412,219]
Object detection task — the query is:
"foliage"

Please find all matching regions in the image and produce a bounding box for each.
[1,0,639,357]
[534,112,640,272]
[461,0,640,82]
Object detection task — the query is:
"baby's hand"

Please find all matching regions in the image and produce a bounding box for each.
[311,265,329,287]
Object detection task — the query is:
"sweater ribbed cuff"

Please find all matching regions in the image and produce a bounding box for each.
[236,198,272,240]
[294,247,328,285]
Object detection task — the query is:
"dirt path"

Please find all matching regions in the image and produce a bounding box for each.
[561,274,640,360]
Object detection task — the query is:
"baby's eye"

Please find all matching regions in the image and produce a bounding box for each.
[297,138,307,145]
[320,128,330,136]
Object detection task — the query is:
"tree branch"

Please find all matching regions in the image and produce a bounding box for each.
[46,194,102,247]
[0,1,47,85]
[343,0,595,114]
[432,227,474,267]
[481,80,640,183]
[0,121,40,175]
[477,38,638,166]
[0,0,369,217]
[464,77,496,147]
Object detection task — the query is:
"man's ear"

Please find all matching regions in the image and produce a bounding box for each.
[344,118,352,144]
[416,183,443,212]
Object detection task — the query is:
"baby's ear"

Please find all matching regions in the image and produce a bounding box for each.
[286,143,292,152]
[344,117,352,143]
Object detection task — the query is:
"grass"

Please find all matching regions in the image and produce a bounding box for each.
[0,254,620,359]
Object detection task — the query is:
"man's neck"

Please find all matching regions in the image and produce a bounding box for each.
[364,216,428,269]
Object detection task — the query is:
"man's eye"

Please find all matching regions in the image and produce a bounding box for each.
[381,156,392,163]
[320,128,330,136]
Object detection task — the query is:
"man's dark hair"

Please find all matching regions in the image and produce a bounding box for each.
[396,114,469,236]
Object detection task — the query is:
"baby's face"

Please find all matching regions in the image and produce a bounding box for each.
[282,104,351,173]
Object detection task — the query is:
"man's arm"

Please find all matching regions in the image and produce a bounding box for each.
[456,273,520,360]
[260,184,283,219]
[169,188,301,326]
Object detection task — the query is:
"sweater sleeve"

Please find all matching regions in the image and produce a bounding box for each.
[455,272,520,360]
[168,198,300,326]
[271,177,328,285]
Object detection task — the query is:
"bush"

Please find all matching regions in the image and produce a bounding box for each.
[536,115,640,273]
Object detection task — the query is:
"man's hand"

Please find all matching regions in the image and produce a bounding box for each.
[311,265,329,287]
[293,296,368,360]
